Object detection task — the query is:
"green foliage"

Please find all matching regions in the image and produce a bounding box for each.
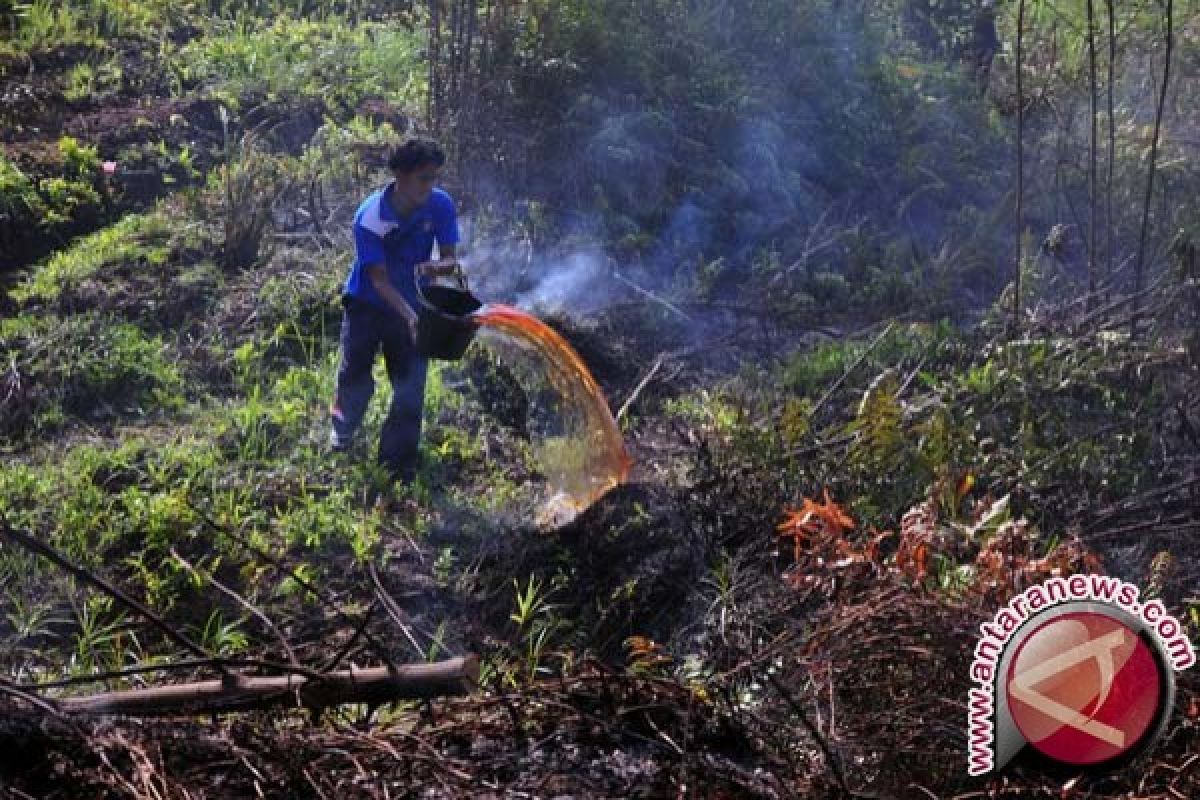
[13,212,171,303]
[9,0,182,49]
[194,610,249,656]
[508,574,565,684]
[0,312,184,441]
[473,0,1009,307]
[664,388,741,438]
[0,154,47,227]
[173,15,424,109]
[256,267,341,339]
[70,594,136,676]
[783,339,861,396]
[847,371,905,475]
[276,487,361,553]
[687,312,1172,533]
[63,58,124,103]
[57,136,100,176]
[35,176,101,227]
[0,138,109,251]
[216,127,278,271]
[11,0,88,49]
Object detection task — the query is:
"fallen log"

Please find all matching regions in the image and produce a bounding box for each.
[59,656,480,717]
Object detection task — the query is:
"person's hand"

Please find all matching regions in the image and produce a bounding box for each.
[394,305,419,342]
[417,259,460,278]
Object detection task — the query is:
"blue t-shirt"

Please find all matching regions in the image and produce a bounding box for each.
[343,183,460,310]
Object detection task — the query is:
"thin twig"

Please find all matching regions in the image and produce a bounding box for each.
[184,497,403,676]
[0,676,64,717]
[617,353,667,424]
[763,670,852,797]
[321,600,377,673]
[169,547,300,669]
[811,322,896,418]
[612,271,693,321]
[368,561,428,661]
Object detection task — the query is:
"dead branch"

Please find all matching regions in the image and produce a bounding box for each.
[617,353,667,424]
[58,656,480,717]
[169,546,301,669]
[0,676,65,717]
[1131,0,1174,336]
[368,561,429,660]
[612,270,693,321]
[19,656,328,691]
[810,321,896,419]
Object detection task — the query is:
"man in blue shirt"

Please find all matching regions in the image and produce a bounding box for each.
[330,137,461,484]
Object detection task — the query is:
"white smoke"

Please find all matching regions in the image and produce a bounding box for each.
[513,249,614,315]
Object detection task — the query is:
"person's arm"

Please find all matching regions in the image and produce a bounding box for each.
[355,210,419,338]
[366,263,419,339]
[418,192,462,278]
[418,246,458,278]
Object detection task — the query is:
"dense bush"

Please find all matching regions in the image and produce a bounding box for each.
[459,0,1010,311]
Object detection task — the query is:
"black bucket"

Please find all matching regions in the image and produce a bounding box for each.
[415,282,483,361]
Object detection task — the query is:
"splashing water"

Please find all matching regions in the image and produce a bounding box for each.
[472,304,632,526]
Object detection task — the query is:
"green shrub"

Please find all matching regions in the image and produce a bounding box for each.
[11,0,87,48]
[0,138,113,265]
[0,154,48,229]
[216,131,278,271]
[174,15,424,109]
[10,0,182,49]
[63,59,123,102]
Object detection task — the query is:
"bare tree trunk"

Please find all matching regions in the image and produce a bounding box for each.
[463,0,477,93]
[480,0,495,70]
[1051,22,1061,222]
[1105,0,1117,292]
[428,0,442,128]
[1014,0,1026,333]
[448,0,462,112]
[1131,0,1173,337]
[1086,0,1098,309]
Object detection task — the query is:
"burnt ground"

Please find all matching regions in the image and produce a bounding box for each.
[4,301,1197,799]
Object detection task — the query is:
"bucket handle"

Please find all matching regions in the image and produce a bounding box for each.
[415,260,470,310]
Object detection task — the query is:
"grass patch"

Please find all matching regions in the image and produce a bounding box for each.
[0,311,185,442]
[11,211,172,305]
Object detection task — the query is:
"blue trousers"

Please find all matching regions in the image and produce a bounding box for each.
[331,295,428,482]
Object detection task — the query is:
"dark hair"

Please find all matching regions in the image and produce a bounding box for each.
[388,137,446,173]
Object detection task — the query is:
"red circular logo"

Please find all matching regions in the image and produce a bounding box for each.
[1005,611,1165,765]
